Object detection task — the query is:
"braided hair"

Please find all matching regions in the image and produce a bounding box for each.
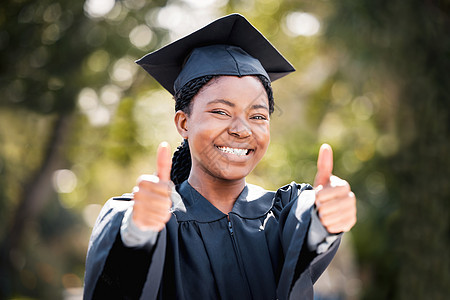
[170,74,274,185]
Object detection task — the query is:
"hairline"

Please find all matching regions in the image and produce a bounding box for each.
[188,75,271,115]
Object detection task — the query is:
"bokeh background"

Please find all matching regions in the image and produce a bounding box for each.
[0,0,448,299]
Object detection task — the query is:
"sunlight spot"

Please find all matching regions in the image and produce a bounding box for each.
[354,143,375,161]
[318,112,344,145]
[100,84,122,105]
[352,96,374,120]
[376,134,399,157]
[105,2,125,21]
[48,77,65,90]
[77,88,113,126]
[155,4,184,31]
[87,49,110,73]
[43,3,62,23]
[123,0,146,10]
[285,12,320,37]
[129,24,153,49]
[148,4,220,40]
[84,0,115,18]
[53,169,77,194]
[89,105,111,126]
[181,0,227,8]
[111,57,137,88]
[78,88,98,111]
[42,23,61,44]
[63,287,84,300]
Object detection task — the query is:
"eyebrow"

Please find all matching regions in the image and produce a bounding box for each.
[207,99,269,111]
[207,99,235,107]
[250,104,269,111]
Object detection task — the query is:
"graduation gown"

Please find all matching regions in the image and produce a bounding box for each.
[84,181,340,300]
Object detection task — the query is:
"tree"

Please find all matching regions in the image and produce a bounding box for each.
[0,0,168,297]
[326,1,450,298]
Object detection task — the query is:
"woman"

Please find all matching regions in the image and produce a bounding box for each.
[84,14,356,300]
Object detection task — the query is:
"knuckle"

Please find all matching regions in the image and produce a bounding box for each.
[138,181,156,190]
[165,200,173,210]
[318,208,330,218]
[328,226,339,234]
[133,191,141,201]
[341,182,351,193]
[137,174,159,185]
[163,213,172,223]
[321,217,332,227]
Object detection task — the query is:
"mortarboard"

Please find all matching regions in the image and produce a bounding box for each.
[136,13,295,95]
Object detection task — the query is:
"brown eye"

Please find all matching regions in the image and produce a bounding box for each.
[251,115,267,120]
[211,110,229,116]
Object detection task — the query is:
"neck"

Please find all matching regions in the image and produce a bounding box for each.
[187,174,245,214]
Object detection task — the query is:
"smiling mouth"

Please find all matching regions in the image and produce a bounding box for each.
[216,146,253,156]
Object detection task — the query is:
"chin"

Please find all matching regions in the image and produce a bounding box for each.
[211,166,253,182]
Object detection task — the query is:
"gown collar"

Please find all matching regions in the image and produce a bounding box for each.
[175,180,275,222]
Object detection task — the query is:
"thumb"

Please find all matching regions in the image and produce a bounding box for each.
[156,141,172,182]
[314,143,333,188]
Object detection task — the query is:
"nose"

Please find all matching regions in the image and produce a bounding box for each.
[228,117,252,138]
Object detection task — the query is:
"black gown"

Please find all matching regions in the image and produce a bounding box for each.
[84,181,340,300]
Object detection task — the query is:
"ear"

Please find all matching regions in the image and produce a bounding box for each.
[174,110,189,139]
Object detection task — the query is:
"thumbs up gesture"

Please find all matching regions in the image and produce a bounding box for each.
[314,144,357,233]
[132,142,173,232]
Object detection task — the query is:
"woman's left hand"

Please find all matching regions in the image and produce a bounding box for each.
[313,144,357,234]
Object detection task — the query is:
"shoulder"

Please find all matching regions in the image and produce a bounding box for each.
[93,194,135,227]
[275,181,313,206]
[234,182,313,218]
[244,181,313,209]
[277,181,313,194]
[112,193,134,201]
[245,183,276,201]
[103,193,135,212]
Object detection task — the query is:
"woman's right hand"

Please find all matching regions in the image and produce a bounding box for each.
[132,142,173,232]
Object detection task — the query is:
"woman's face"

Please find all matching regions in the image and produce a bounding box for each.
[179,76,271,183]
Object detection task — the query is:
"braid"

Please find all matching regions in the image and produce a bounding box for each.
[169,74,275,184]
[171,139,192,185]
[170,75,215,184]
[256,74,274,114]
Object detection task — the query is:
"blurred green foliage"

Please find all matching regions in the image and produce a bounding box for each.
[0,0,448,299]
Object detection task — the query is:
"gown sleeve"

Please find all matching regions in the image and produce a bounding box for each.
[83,197,167,300]
[275,182,341,300]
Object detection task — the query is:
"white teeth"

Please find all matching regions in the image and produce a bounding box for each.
[217,146,249,156]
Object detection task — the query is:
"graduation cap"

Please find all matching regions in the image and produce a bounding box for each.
[136,13,295,95]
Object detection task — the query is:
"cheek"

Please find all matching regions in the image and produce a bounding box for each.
[188,117,228,141]
[187,123,218,155]
[253,123,270,145]
[190,124,217,141]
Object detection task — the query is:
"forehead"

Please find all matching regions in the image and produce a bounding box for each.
[192,76,269,110]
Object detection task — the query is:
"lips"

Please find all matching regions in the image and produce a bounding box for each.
[216,146,253,156]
